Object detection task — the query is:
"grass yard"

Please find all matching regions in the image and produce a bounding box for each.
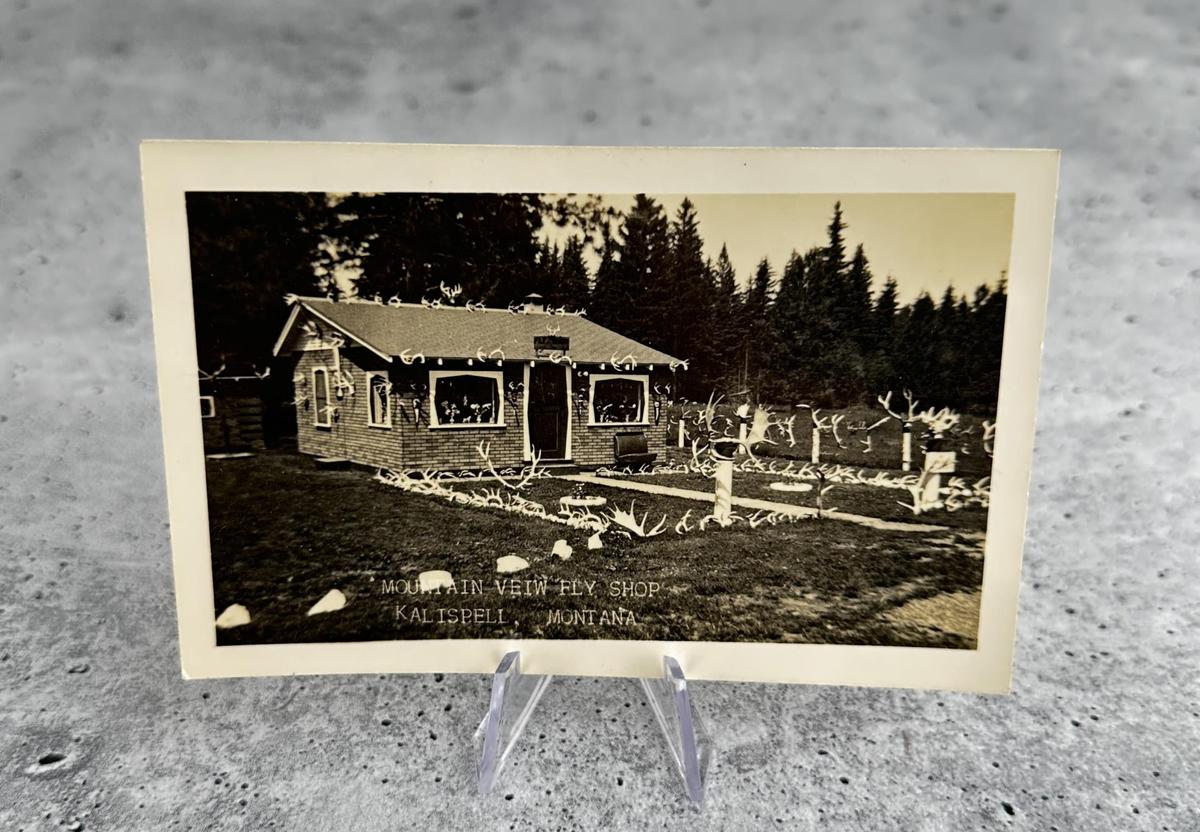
[206,452,985,650]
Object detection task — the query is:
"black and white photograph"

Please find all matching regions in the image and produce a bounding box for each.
[8,4,1198,828]
[194,188,1012,651]
[135,138,1061,695]
[144,142,1054,687]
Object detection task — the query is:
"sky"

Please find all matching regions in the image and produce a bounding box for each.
[540,193,1015,303]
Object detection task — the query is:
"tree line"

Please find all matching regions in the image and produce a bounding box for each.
[186,192,1006,412]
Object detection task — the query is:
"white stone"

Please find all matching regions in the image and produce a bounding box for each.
[768,481,813,493]
[215,604,250,629]
[587,532,604,550]
[306,589,346,616]
[551,539,573,560]
[496,555,530,574]
[419,570,454,592]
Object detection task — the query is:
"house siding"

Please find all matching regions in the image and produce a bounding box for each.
[200,380,266,452]
[292,348,669,471]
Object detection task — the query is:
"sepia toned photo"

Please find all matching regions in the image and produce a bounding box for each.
[144,144,1056,687]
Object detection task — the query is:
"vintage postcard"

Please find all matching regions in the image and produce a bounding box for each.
[142,142,1057,690]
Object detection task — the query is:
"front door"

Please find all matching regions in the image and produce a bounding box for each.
[527,365,568,460]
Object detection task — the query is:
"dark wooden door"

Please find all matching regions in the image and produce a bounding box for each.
[528,365,568,460]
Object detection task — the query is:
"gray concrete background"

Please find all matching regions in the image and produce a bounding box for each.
[1,1,1198,829]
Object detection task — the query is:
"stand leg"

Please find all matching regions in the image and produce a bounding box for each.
[475,651,552,796]
[639,656,711,804]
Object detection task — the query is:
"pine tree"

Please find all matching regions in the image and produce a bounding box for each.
[741,257,775,397]
[331,193,545,306]
[186,192,333,371]
[873,277,900,346]
[666,198,716,396]
[711,244,742,394]
[768,251,810,400]
[867,276,900,392]
[894,291,939,398]
[825,200,848,276]
[589,234,620,325]
[845,244,874,348]
[554,235,590,312]
[592,195,671,347]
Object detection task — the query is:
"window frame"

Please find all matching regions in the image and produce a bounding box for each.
[587,373,650,427]
[365,371,392,429]
[312,366,333,427]
[199,395,216,419]
[428,369,505,429]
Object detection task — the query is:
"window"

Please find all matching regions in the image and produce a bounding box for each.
[312,367,332,427]
[366,372,391,428]
[430,371,503,427]
[589,375,648,425]
[200,396,216,419]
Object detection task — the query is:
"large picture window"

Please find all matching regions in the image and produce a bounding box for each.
[366,372,391,428]
[589,374,648,425]
[430,371,503,427]
[312,367,332,427]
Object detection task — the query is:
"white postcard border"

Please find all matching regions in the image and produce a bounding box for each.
[142,142,1058,691]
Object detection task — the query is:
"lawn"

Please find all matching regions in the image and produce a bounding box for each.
[206,452,985,650]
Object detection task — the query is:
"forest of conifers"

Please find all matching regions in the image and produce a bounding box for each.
[186,192,1007,412]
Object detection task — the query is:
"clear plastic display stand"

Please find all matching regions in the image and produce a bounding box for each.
[475,651,711,804]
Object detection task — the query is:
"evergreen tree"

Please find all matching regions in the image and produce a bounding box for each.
[894,291,939,397]
[591,194,671,347]
[711,244,742,394]
[741,257,775,397]
[589,234,622,327]
[554,235,590,312]
[873,277,900,346]
[186,192,334,371]
[531,239,559,302]
[767,250,811,400]
[331,193,545,306]
[824,200,848,276]
[867,276,900,392]
[844,244,874,348]
[665,198,717,396]
[961,274,1007,411]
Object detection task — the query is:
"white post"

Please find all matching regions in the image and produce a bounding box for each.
[811,427,821,465]
[901,423,912,472]
[916,450,956,513]
[713,459,733,526]
[918,473,941,512]
[677,419,685,448]
[738,420,748,455]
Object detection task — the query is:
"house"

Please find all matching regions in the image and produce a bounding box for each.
[271,295,684,471]
[200,372,267,454]
[199,367,296,455]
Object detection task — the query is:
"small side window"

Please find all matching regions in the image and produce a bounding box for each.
[313,368,332,427]
[200,396,216,419]
[367,372,392,428]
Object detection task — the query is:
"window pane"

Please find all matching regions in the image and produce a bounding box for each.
[434,375,499,425]
[313,369,330,424]
[592,378,644,423]
[369,374,390,425]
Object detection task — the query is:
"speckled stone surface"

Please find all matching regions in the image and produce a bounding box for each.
[1,1,1198,829]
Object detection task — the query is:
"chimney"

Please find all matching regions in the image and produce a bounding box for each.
[523,292,545,313]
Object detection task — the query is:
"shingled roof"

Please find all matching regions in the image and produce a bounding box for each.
[274,298,683,367]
